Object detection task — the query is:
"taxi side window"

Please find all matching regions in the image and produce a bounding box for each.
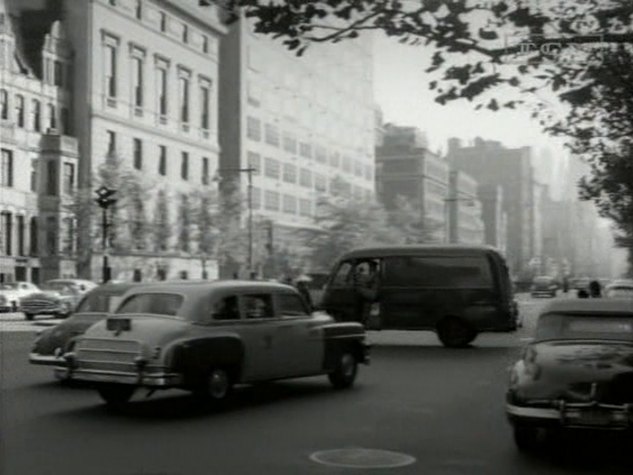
[212,296,240,321]
[331,262,353,287]
[276,293,309,317]
[244,294,274,319]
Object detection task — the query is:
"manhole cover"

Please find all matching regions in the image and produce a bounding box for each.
[310,448,416,469]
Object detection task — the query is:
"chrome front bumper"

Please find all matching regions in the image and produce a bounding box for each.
[29,353,64,366]
[506,402,633,429]
[54,366,183,387]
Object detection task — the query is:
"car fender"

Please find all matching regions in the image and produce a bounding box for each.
[321,323,368,370]
[164,335,245,386]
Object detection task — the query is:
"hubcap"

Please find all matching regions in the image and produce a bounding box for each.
[341,354,355,378]
[209,370,228,399]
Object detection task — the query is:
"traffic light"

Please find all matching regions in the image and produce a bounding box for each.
[95,186,117,209]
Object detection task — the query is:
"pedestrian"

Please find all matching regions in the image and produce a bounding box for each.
[353,261,379,327]
[295,278,313,311]
[589,280,602,298]
[577,289,589,298]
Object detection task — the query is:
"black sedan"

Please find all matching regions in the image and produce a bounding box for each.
[29,282,144,367]
[506,299,633,450]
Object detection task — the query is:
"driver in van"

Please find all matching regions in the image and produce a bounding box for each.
[353,260,379,326]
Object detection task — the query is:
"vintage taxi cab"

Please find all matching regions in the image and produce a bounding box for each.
[507,299,633,450]
[54,280,370,407]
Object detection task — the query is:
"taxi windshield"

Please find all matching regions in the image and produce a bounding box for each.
[115,293,184,317]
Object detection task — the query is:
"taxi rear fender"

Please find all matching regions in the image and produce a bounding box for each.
[165,336,245,386]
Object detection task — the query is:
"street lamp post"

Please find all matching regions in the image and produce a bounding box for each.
[94,186,117,283]
[217,167,257,278]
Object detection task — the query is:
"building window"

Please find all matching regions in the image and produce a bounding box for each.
[283,133,297,153]
[32,99,41,131]
[0,89,8,120]
[202,157,209,185]
[45,216,56,255]
[29,217,38,256]
[17,215,25,257]
[282,195,297,214]
[181,151,189,180]
[246,116,261,141]
[245,152,260,175]
[106,130,116,156]
[159,11,167,32]
[15,95,24,128]
[0,149,13,187]
[135,0,142,20]
[200,83,210,130]
[132,56,143,108]
[315,145,327,164]
[108,0,116,5]
[30,159,38,192]
[202,35,209,53]
[282,163,296,183]
[133,138,143,170]
[62,217,74,255]
[264,158,280,179]
[157,67,168,116]
[182,24,188,43]
[61,107,70,134]
[265,124,280,147]
[48,104,56,130]
[63,162,75,195]
[264,190,280,211]
[105,43,117,98]
[158,145,167,176]
[46,161,57,196]
[299,168,312,188]
[299,142,312,159]
[1,212,12,255]
[54,60,63,87]
[315,173,327,192]
[179,76,190,123]
[299,198,312,217]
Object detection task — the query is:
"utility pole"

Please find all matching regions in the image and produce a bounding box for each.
[94,186,117,283]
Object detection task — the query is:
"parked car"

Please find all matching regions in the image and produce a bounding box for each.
[29,282,146,367]
[569,277,591,291]
[530,275,558,298]
[0,282,40,312]
[506,299,633,451]
[54,280,370,407]
[604,280,633,298]
[20,279,97,321]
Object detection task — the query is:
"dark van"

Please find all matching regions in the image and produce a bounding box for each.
[320,245,518,347]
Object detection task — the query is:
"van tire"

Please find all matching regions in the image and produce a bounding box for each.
[437,317,477,348]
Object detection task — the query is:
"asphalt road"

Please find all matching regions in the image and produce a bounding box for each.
[2,294,632,475]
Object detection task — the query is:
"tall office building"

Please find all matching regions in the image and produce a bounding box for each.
[0,0,78,282]
[218,16,376,276]
[9,0,227,281]
[447,170,485,245]
[376,124,450,243]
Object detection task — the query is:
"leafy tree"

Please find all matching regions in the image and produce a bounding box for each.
[153,189,171,253]
[177,193,192,253]
[387,194,442,243]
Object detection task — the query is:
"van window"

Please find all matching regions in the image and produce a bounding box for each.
[383,256,493,288]
[331,262,354,287]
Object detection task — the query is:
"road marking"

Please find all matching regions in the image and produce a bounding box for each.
[310,448,416,469]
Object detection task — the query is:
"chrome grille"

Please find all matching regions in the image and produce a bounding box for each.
[75,338,142,372]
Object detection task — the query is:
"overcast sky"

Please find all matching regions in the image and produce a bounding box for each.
[372,33,570,196]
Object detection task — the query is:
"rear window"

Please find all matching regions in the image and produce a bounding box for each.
[115,293,183,317]
[535,314,633,342]
[383,256,493,288]
[534,277,553,284]
[76,292,124,313]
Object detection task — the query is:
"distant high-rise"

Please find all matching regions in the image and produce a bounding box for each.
[447,137,536,276]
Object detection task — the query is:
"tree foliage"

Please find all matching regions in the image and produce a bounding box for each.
[302,189,439,271]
